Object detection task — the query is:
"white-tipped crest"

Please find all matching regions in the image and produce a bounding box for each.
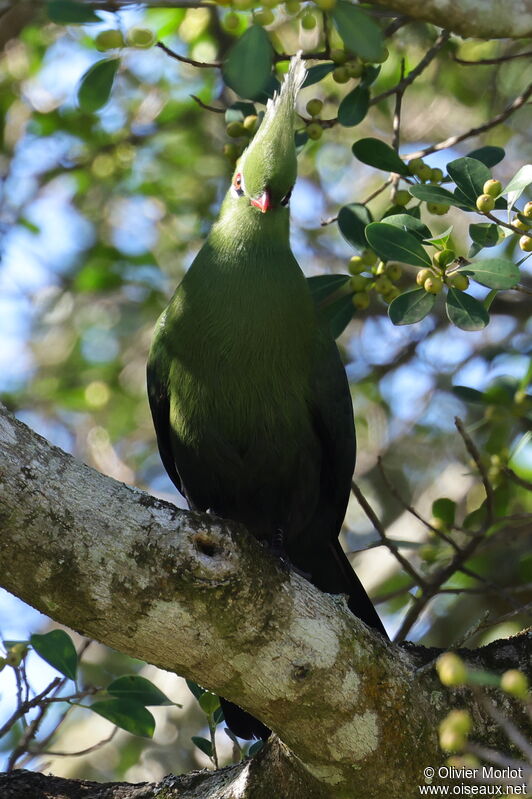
[262,51,307,129]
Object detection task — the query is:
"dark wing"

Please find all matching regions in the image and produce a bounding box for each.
[146,344,183,495]
[301,326,387,637]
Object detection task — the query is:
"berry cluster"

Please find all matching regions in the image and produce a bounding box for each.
[415,249,468,295]
[348,249,402,309]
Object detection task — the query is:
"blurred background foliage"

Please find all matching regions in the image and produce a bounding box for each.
[0,0,531,783]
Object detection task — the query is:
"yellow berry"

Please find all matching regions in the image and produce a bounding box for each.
[519,235,532,252]
[352,291,370,309]
[445,710,472,736]
[523,201,532,218]
[306,122,323,140]
[360,249,378,267]
[386,263,402,281]
[416,267,434,286]
[439,727,466,753]
[346,60,364,78]
[313,0,336,9]
[95,29,125,51]
[500,670,529,700]
[301,11,317,28]
[417,164,433,182]
[306,98,323,117]
[382,286,400,303]
[243,115,258,134]
[349,275,369,292]
[126,27,155,48]
[374,276,393,294]
[330,49,347,64]
[427,202,449,216]
[332,66,349,83]
[223,11,240,30]
[424,276,443,294]
[375,261,386,275]
[284,0,300,12]
[226,121,245,138]
[476,194,495,213]
[512,217,530,232]
[436,653,467,686]
[483,178,502,198]
[348,256,365,274]
[446,273,469,291]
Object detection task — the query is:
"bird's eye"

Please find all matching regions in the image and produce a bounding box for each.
[233,173,244,196]
[280,187,293,206]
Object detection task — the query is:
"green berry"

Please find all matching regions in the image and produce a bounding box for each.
[374,276,393,294]
[226,121,245,138]
[372,47,389,64]
[483,178,502,198]
[446,273,469,291]
[349,275,369,292]
[436,653,467,686]
[501,651,528,684]
[433,249,455,269]
[348,256,365,275]
[416,267,434,286]
[427,202,449,215]
[360,249,378,267]
[313,0,336,9]
[306,98,323,118]
[346,60,364,78]
[284,0,300,12]
[519,234,532,251]
[306,122,323,140]
[445,710,472,737]
[352,291,370,309]
[417,164,433,182]
[382,286,400,303]
[223,11,240,30]
[126,27,155,48]
[254,8,275,25]
[424,276,443,294]
[386,263,402,282]
[408,157,425,176]
[430,167,444,183]
[330,49,347,64]
[476,193,495,213]
[262,0,281,6]
[439,727,466,753]
[301,11,317,28]
[95,29,125,51]
[233,0,254,7]
[332,66,349,84]
[393,189,410,207]
[523,201,532,218]
[223,143,238,160]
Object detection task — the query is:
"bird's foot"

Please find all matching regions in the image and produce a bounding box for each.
[270,529,312,580]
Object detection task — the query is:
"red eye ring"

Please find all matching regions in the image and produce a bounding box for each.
[233,173,242,189]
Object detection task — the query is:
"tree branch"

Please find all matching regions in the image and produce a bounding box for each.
[0,404,530,797]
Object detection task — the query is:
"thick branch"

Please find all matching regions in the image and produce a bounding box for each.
[0,404,530,797]
[368,0,532,38]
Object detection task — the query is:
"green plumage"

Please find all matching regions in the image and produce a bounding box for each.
[147,54,386,739]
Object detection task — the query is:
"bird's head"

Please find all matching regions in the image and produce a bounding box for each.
[230,53,306,214]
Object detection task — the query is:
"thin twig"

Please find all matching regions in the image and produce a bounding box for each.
[350,480,425,586]
[190,95,225,113]
[35,727,119,758]
[406,82,532,160]
[502,466,532,491]
[454,417,494,528]
[157,41,221,69]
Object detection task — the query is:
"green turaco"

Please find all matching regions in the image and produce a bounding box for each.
[147,53,387,740]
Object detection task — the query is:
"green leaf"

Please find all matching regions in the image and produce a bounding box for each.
[447,156,491,206]
[466,146,505,168]
[388,289,435,325]
[198,692,220,715]
[424,225,454,249]
[47,0,101,23]
[192,735,213,757]
[248,740,265,756]
[30,630,77,680]
[91,700,155,737]
[338,86,370,127]
[469,223,499,250]
[107,675,173,706]
[222,26,273,100]
[307,274,351,304]
[302,63,335,88]
[365,222,432,267]
[381,214,431,242]
[225,102,256,125]
[337,203,373,250]
[455,257,520,289]
[213,706,225,725]
[445,288,489,331]
[323,293,356,338]
[432,498,456,527]
[352,138,409,176]
[78,58,119,113]
[186,679,205,700]
[503,164,532,222]
[331,2,383,63]
[408,184,463,207]
[294,129,308,151]
[452,386,486,404]
[360,65,381,88]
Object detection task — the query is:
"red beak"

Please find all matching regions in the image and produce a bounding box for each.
[250,189,272,213]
